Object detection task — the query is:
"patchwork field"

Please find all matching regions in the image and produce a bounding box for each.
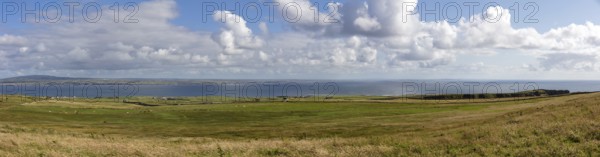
[0,93,598,156]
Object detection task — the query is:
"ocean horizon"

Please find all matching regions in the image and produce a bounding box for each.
[4,80,599,98]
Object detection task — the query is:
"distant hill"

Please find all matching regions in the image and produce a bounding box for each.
[0,75,282,85]
[0,75,191,85]
[0,75,88,83]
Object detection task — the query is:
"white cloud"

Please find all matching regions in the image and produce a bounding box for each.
[539,53,599,71]
[18,47,29,53]
[259,22,269,36]
[0,0,220,72]
[1,0,600,79]
[258,51,270,61]
[35,43,47,52]
[352,2,381,32]
[66,47,90,61]
[357,47,378,63]
[354,16,381,32]
[212,11,264,55]
[337,0,421,37]
[273,0,340,32]
[454,6,544,49]
[543,22,600,50]
[0,34,27,45]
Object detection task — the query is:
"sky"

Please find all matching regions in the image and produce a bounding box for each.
[1,0,600,80]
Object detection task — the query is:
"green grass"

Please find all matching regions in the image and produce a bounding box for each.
[0,96,542,139]
[0,93,598,156]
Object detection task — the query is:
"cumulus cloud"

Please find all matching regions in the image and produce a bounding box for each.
[539,53,599,71]
[1,0,600,78]
[258,22,269,36]
[357,47,378,63]
[0,0,217,72]
[454,6,545,49]
[199,1,600,74]
[354,15,381,32]
[343,0,421,36]
[18,47,29,53]
[212,11,264,55]
[274,0,421,37]
[543,22,600,50]
[0,35,27,45]
[352,2,381,32]
[273,0,341,32]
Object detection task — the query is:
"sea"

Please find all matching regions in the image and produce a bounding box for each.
[2,80,600,98]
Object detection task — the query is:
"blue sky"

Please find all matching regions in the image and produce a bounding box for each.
[166,0,600,33]
[5,0,599,35]
[0,0,600,80]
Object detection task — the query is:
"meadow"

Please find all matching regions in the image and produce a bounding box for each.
[0,93,598,156]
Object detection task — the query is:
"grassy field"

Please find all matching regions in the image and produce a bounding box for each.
[0,93,598,156]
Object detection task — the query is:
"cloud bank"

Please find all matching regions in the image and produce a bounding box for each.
[0,0,599,79]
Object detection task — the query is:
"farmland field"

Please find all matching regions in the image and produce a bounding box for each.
[0,93,598,156]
